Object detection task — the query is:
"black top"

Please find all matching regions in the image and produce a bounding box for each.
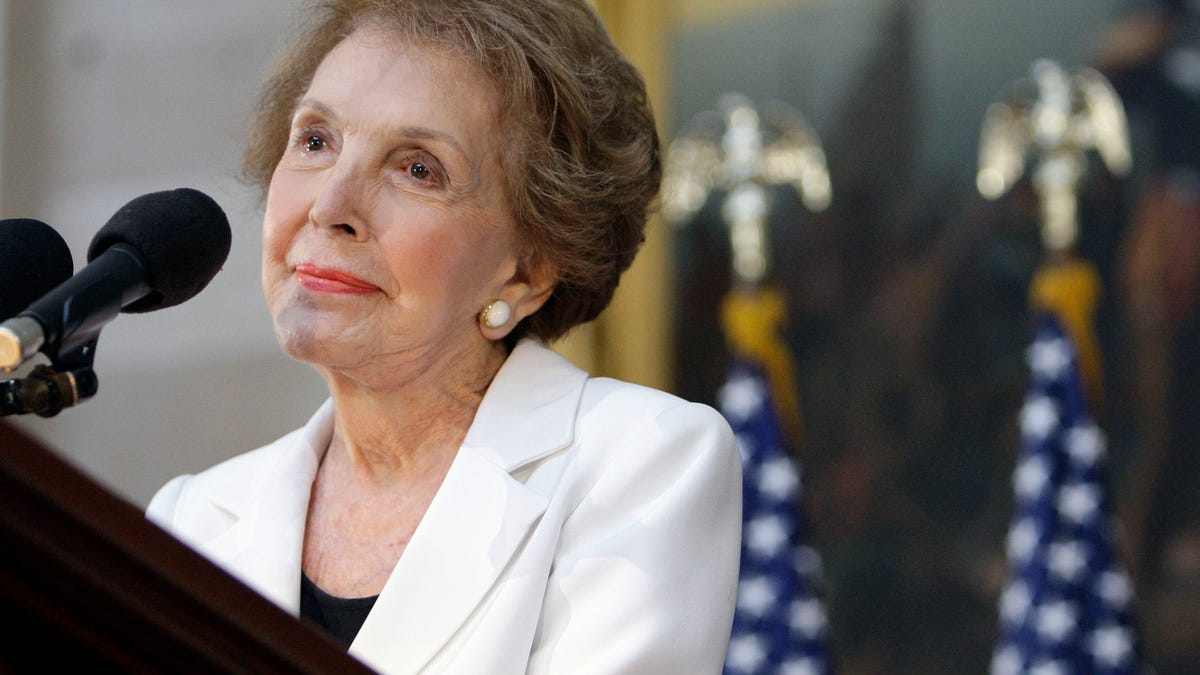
[300,573,379,648]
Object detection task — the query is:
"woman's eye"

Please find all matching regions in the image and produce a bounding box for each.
[303,135,326,152]
[403,157,442,186]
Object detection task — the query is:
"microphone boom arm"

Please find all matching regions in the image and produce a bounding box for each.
[0,243,150,371]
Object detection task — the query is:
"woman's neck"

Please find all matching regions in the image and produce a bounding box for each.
[319,339,508,483]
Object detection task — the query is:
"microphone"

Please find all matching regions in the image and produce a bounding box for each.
[0,218,74,320]
[0,219,78,416]
[0,188,231,370]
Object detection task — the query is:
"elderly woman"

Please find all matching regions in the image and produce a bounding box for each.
[147,0,741,672]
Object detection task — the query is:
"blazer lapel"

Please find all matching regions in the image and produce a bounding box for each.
[201,400,333,613]
[350,448,549,673]
[350,340,588,673]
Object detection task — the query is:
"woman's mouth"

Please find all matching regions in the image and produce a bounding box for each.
[294,263,379,295]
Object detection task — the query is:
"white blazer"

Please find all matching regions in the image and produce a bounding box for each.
[147,339,742,674]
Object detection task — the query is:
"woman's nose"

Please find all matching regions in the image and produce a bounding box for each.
[308,162,370,242]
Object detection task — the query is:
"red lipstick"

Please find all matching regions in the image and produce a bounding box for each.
[294,263,378,294]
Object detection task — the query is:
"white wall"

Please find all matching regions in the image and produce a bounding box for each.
[2,1,328,507]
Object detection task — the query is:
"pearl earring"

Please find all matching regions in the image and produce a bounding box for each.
[479,299,512,329]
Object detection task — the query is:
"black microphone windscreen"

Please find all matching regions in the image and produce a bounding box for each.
[0,218,74,319]
[86,188,232,313]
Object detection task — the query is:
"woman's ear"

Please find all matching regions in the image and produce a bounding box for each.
[479,249,558,340]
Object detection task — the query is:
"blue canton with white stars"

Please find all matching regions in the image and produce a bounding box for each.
[991,314,1140,674]
[719,359,831,675]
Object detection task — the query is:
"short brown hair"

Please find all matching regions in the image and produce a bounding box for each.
[243,0,661,343]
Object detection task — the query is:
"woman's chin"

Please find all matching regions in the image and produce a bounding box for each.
[271,300,352,361]
[275,324,354,368]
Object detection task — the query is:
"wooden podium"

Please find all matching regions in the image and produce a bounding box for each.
[0,421,374,673]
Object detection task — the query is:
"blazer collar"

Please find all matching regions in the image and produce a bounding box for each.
[460,338,589,472]
[203,399,333,612]
[351,339,588,671]
[202,340,589,671]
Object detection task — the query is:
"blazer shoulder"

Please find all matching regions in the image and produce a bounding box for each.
[580,376,730,431]
[574,376,738,474]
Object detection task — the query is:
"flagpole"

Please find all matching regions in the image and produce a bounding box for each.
[664,93,834,674]
[979,59,1142,674]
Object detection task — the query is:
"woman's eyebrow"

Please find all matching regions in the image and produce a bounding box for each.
[295,97,468,156]
[294,97,339,122]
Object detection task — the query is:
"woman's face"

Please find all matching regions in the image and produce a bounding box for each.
[262,28,532,381]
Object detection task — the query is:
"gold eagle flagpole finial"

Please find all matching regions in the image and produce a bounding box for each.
[662,93,831,287]
[977,59,1132,412]
[663,94,831,444]
[977,58,1131,251]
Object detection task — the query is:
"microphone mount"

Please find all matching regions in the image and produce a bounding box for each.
[0,364,98,417]
[0,293,105,418]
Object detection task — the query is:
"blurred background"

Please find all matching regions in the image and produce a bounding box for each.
[2,0,1197,671]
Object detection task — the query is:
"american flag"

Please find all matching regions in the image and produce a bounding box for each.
[719,359,831,675]
[991,313,1140,674]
